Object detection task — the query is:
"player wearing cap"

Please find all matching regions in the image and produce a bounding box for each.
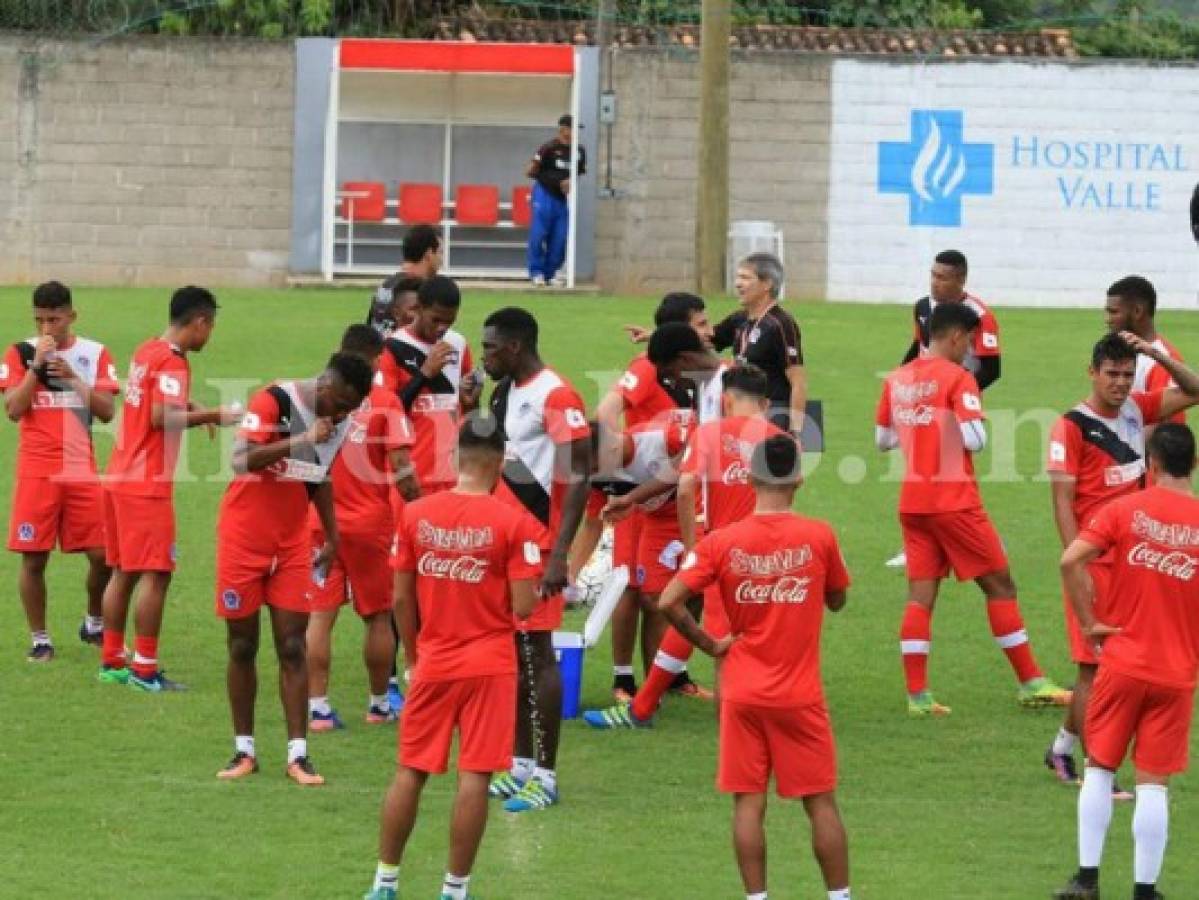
[877,302,1068,715]
[663,434,853,900]
[1053,423,1199,900]
[99,286,238,691]
[305,325,419,732]
[480,307,591,814]
[215,352,373,786]
[526,114,586,288]
[2,281,119,661]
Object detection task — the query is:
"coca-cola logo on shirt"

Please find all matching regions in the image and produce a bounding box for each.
[1126,543,1198,582]
[728,546,812,577]
[734,575,811,605]
[416,520,494,551]
[892,380,938,405]
[1131,511,1199,549]
[416,551,489,584]
[894,405,936,427]
[722,459,750,484]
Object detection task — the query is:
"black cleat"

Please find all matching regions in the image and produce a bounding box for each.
[1045,747,1081,784]
[1053,877,1100,899]
[78,621,102,646]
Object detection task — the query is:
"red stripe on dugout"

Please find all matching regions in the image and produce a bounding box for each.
[339,40,574,75]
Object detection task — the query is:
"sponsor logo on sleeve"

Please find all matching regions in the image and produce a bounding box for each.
[1049,441,1067,464]
[158,374,182,398]
[962,392,982,412]
[982,332,999,349]
[523,541,542,566]
[618,372,638,391]
[565,408,587,430]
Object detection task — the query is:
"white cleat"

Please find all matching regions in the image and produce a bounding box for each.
[885,550,907,569]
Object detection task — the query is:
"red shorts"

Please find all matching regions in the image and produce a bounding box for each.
[104,490,176,572]
[703,584,731,640]
[8,475,105,553]
[718,700,837,798]
[520,591,564,632]
[215,537,310,619]
[307,530,393,618]
[399,674,516,774]
[612,509,643,573]
[900,508,1007,582]
[636,514,685,595]
[1085,668,1194,776]
[1063,561,1113,666]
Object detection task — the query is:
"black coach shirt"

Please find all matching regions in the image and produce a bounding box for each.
[532,139,587,200]
[713,304,803,426]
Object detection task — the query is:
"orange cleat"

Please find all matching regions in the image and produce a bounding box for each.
[286,756,326,786]
[217,752,259,780]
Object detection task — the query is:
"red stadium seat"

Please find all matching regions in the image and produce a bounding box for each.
[340,182,386,221]
[398,183,444,225]
[512,186,532,227]
[456,185,500,226]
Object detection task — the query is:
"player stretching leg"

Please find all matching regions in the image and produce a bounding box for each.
[876,302,1068,715]
[480,308,591,813]
[365,419,542,900]
[663,435,852,900]
[1054,424,1199,900]
[2,282,118,661]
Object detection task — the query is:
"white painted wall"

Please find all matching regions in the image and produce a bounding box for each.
[827,59,1199,308]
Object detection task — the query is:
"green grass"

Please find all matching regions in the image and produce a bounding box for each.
[3,286,1199,899]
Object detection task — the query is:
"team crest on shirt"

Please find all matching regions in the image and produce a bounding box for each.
[518,401,534,418]
[17,523,34,542]
[222,589,241,611]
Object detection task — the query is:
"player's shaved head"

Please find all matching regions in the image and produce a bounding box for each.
[750,434,802,489]
[340,323,384,359]
[1147,423,1196,479]
[33,281,72,309]
[722,364,768,400]
[928,301,979,338]
[458,414,505,457]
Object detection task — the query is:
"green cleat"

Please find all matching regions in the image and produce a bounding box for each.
[907,691,951,717]
[438,894,476,900]
[1019,677,1072,709]
[582,703,652,729]
[97,665,130,685]
[362,888,396,900]
[488,771,525,800]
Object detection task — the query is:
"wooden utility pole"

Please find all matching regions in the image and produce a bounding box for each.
[695,0,730,296]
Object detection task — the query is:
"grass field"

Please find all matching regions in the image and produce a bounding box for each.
[3,285,1199,900]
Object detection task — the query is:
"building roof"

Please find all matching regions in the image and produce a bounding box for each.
[433,18,1077,58]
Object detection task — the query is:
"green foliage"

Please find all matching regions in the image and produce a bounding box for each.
[1074,7,1199,59]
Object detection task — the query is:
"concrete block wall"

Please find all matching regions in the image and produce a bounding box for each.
[595,48,832,299]
[0,36,294,287]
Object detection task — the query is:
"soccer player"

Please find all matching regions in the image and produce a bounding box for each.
[378,275,480,496]
[363,418,543,900]
[1053,423,1199,900]
[100,286,238,690]
[1045,332,1199,788]
[1104,275,1185,407]
[480,306,591,813]
[663,434,852,900]
[876,301,1069,715]
[585,364,788,729]
[888,249,1001,569]
[366,274,422,338]
[306,326,419,731]
[596,294,714,700]
[2,281,118,661]
[712,253,804,436]
[215,352,373,786]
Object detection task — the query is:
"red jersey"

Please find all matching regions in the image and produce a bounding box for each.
[876,356,985,514]
[306,386,413,536]
[1137,336,1184,424]
[680,415,787,530]
[220,383,352,551]
[378,327,473,489]
[912,293,1000,379]
[677,511,850,707]
[392,491,543,682]
[616,354,695,430]
[490,368,591,548]
[1047,391,1165,526]
[1080,486,1199,689]
[0,336,118,479]
[106,339,190,498]
[619,420,688,521]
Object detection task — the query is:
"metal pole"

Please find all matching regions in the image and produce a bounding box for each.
[694,0,730,297]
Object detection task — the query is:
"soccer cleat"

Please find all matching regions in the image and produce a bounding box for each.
[97,664,130,685]
[26,643,54,663]
[365,705,398,725]
[309,709,345,732]
[669,673,714,701]
[885,550,908,569]
[78,622,102,646]
[611,674,637,704]
[438,894,477,900]
[1111,780,1135,802]
[1044,748,1081,784]
[503,778,558,813]
[907,692,951,717]
[386,681,405,713]
[216,752,259,780]
[362,889,396,900]
[1052,875,1100,899]
[1019,678,1072,708]
[286,756,325,786]
[582,702,652,729]
[488,771,526,799]
[129,670,188,692]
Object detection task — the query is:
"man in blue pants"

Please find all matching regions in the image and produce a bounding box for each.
[526,114,586,287]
